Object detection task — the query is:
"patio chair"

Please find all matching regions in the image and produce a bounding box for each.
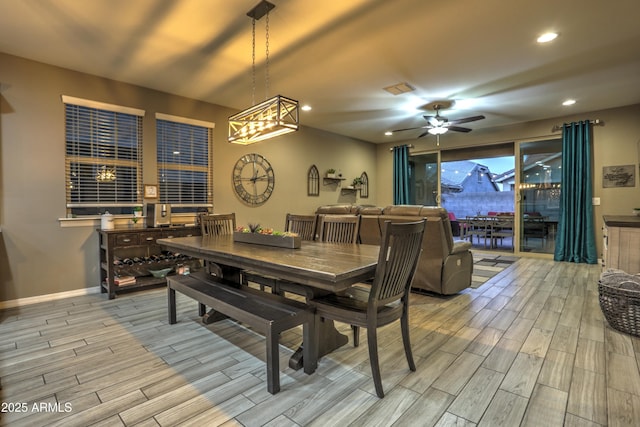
[465,216,492,248]
[491,217,514,249]
[310,220,426,398]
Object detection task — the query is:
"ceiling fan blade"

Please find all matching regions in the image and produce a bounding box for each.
[391,125,428,133]
[449,115,485,125]
[418,130,430,138]
[448,126,472,133]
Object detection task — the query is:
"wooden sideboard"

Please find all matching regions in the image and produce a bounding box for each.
[603,215,640,274]
[98,226,201,299]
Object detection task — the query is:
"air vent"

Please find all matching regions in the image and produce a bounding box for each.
[383,82,415,96]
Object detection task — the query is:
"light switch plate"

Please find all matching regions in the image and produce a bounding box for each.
[593,197,601,205]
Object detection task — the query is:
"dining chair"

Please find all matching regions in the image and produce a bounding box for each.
[199,213,236,278]
[285,213,318,241]
[243,213,318,293]
[318,215,360,243]
[310,219,426,398]
[200,213,236,237]
[276,213,359,298]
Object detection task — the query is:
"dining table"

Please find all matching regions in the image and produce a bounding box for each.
[157,234,380,370]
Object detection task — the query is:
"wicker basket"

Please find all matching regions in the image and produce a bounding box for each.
[598,281,640,337]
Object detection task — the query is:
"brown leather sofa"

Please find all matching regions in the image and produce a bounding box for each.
[315,204,473,295]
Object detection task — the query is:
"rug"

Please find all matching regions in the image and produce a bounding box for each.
[471,253,518,288]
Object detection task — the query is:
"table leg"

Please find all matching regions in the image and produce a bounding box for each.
[289,318,348,370]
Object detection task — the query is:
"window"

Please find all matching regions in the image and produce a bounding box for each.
[63,96,144,216]
[156,113,214,213]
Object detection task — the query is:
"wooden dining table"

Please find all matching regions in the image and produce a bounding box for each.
[157,234,380,369]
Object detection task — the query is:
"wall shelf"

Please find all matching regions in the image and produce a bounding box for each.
[323,177,345,186]
[341,186,359,193]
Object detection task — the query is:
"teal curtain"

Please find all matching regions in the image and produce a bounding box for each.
[554,121,597,264]
[393,145,410,204]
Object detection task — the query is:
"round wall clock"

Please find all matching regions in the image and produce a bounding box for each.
[232,153,275,206]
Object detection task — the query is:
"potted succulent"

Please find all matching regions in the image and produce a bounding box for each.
[131,206,143,226]
[326,168,336,178]
[352,177,363,188]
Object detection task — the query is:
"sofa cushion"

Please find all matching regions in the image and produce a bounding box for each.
[382,205,424,216]
[316,204,358,215]
[359,206,383,216]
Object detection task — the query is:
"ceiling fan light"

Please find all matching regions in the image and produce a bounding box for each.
[537,32,558,43]
[428,127,448,135]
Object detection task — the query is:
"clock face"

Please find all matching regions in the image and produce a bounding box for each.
[232,153,275,206]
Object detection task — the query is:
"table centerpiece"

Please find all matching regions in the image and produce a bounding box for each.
[234,224,301,249]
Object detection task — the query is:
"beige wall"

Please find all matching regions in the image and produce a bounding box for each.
[0,53,376,302]
[2,51,640,302]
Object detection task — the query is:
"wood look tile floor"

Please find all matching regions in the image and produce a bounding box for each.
[1,257,639,426]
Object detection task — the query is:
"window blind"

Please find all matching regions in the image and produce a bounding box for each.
[156,118,213,212]
[64,101,143,215]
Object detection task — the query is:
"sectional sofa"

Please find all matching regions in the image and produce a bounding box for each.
[315,204,474,295]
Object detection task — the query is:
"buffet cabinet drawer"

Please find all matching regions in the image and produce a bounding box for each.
[139,232,161,245]
[115,233,139,246]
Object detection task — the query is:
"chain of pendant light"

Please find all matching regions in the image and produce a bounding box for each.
[250,10,271,106]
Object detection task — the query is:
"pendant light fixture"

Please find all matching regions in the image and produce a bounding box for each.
[228,0,299,145]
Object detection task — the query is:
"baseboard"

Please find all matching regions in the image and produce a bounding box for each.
[0,286,102,310]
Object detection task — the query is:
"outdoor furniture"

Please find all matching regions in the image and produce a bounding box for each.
[491,216,514,249]
[465,216,493,248]
[310,220,426,398]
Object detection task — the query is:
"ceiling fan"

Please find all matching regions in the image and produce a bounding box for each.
[390,101,485,138]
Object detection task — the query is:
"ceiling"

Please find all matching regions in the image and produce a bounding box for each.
[1,0,640,143]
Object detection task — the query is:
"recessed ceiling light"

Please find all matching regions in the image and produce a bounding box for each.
[562,99,576,106]
[384,131,393,136]
[301,105,312,111]
[537,32,558,43]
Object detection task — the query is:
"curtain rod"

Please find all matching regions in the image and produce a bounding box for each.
[552,119,603,132]
[389,144,414,152]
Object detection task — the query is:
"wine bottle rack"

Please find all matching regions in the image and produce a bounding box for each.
[98,226,202,299]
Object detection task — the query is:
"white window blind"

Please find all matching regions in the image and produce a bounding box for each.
[64,98,144,216]
[156,115,213,212]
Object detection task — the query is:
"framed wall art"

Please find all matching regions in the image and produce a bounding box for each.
[144,184,159,198]
[602,165,635,188]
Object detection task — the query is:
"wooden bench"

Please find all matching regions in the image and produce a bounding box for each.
[167,271,317,394]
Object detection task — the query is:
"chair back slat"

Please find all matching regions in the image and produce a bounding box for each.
[319,215,360,244]
[371,220,425,304]
[200,213,236,236]
[285,214,317,241]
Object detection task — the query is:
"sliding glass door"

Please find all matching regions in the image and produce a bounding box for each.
[408,139,561,255]
[518,139,562,255]
[408,152,439,206]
